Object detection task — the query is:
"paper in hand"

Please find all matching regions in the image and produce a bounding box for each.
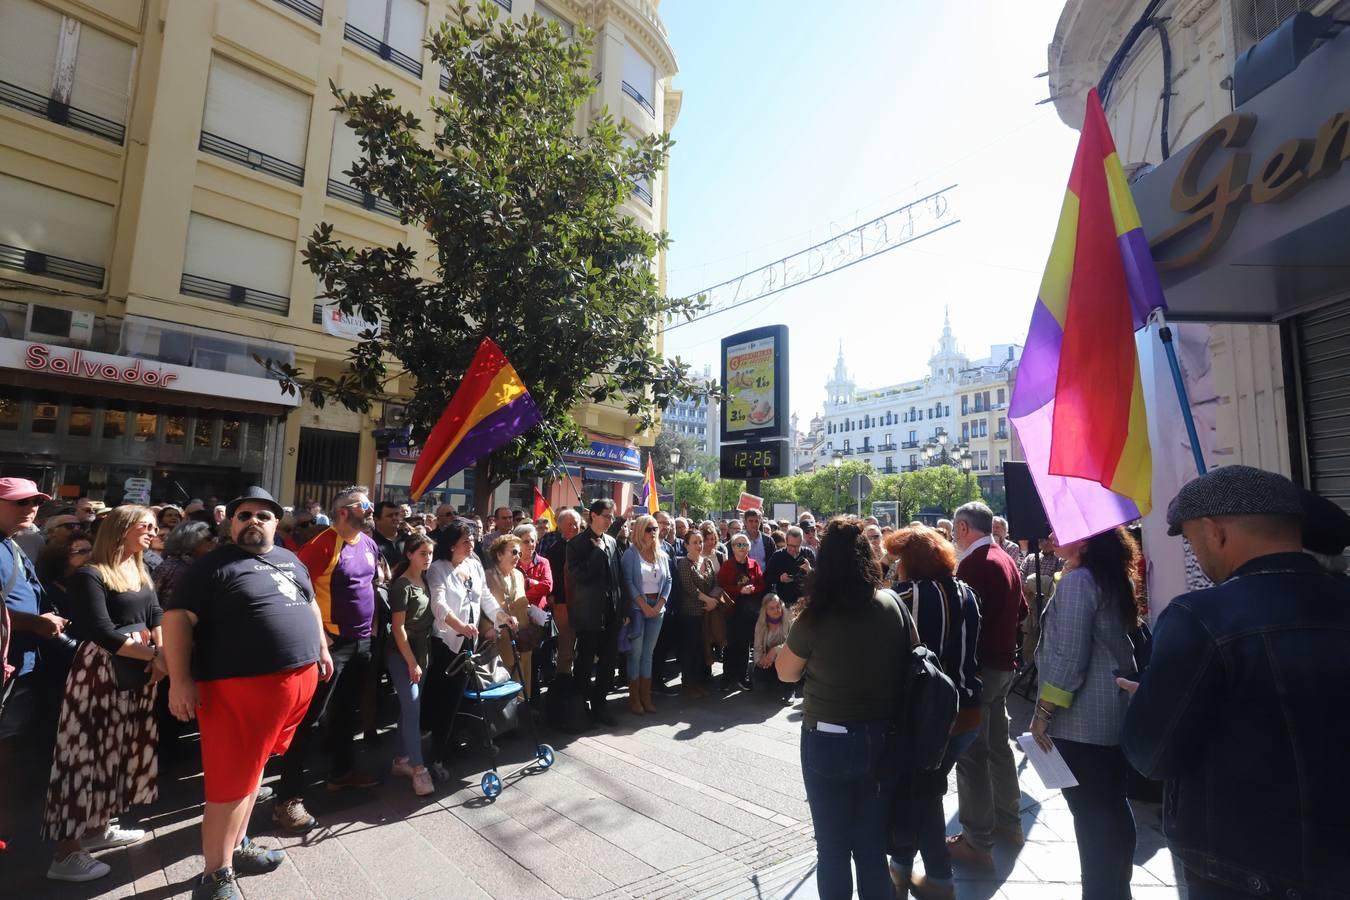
[1016,733,1080,789]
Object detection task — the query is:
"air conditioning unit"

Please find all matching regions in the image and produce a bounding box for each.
[25,304,95,348]
[382,404,408,428]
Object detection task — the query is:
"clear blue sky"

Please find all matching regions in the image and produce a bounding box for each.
[657,1,1081,424]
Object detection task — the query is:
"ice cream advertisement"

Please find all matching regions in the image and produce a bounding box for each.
[725,336,777,435]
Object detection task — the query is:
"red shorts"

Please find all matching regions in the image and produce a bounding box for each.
[196,664,318,803]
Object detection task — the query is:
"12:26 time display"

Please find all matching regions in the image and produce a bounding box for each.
[719,441,787,479]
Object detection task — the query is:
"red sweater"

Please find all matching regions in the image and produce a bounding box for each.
[956,542,1026,672]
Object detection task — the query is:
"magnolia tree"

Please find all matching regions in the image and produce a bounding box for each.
[269,1,709,510]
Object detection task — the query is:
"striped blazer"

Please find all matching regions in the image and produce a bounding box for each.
[891,576,983,711]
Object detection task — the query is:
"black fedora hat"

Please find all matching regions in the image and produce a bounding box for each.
[226,486,284,520]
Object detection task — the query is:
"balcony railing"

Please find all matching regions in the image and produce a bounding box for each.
[902,464,920,473]
[492,0,512,9]
[440,69,451,91]
[344,23,423,78]
[181,273,290,316]
[199,131,304,186]
[326,178,400,218]
[878,442,897,452]
[901,440,919,449]
[994,429,1009,440]
[632,179,653,205]
[879,465,897,474]
[840,448,854,455]
[0,78,124,144]
[621,80,655,117]
[273,0,322,24]
[0,243,104,288]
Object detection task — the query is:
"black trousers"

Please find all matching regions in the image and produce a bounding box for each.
[573,620,618,707]
[277,636,371,801]
[425,640,470,763]
[723,598,761,686]
[1056,739,1136,900]
[652,604,679,684]
[678,613,706,687]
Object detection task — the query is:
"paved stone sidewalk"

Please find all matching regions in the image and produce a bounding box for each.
[1,688,1186,899]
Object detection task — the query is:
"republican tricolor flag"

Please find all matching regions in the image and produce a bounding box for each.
[532,486,556,531]
[1009,89,1166,544]
[409,338,542,501]
[640,456,659,514]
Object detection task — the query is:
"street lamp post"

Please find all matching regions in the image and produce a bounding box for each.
[832,452,843,514]
[670,447,683,515]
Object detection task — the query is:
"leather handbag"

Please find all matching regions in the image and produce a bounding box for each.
[108,623,152,691]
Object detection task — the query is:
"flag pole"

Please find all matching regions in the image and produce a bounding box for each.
[1149,309,1208,476]
[540,427,585,509]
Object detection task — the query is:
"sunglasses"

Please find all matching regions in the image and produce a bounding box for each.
[235,510,276,523]
[68,546,92,556]
[342,500,374,512]
[508,548,521,556]
[645,525,659,533]
[50,522,79,531]
[136,522,159,534]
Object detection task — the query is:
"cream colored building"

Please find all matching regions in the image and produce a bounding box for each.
[0,0,679,512]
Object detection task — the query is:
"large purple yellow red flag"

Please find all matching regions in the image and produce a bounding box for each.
[640,456,659,514]
[409,338,542,501]
[1008,88,1166,543]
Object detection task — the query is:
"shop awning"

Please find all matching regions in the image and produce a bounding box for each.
[558,464,645,486]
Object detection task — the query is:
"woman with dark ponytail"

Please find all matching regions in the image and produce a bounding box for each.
[774,517,912,900]
[1029,525,1141,900]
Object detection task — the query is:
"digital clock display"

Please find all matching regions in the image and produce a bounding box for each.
[720,440,789,479]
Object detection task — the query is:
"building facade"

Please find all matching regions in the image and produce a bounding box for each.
[0,0,679,512]
[660,363,717,454]
[811,314,1021,494]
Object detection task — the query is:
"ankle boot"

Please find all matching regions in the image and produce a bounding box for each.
[639,678,656,713]
[628,680,645,715]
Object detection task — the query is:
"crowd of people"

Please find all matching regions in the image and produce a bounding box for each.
[2,464,1348,900]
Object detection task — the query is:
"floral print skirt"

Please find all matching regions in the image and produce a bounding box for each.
[42,641,158,841]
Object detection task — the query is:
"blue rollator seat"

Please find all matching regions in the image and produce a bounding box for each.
[465,680,523,702]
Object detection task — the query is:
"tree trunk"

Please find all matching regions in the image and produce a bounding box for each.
[472,459,502,517]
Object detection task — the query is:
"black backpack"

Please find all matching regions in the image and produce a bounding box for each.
[883,589,959,773]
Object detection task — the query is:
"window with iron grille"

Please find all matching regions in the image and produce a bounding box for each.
[327,118,401,217]
[344,0,426,78]
[181,214,293,316]
[200,56,311,186]
[621,43,656,117]
[0,173,112,288]
[0,0,135,144]
[1233,0,1320,52]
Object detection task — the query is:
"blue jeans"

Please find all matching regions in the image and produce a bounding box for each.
[385,646,424,768]
[891,728,980,881]
[626,607,665,680]
[800,720,895,900]
[1056,739,1135,900]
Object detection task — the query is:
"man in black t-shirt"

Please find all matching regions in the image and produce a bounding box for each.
[163,486,333,900]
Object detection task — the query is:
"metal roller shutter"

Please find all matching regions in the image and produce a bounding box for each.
[1296,298,1350,510]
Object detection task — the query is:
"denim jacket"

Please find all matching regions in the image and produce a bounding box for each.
[1121,553,1350,897]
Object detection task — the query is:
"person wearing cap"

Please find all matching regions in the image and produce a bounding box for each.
[0,479,72,843]
[566,498,625,726]
[162,486,332,900]
[798,516,821,552]
[1118,465,1350,897]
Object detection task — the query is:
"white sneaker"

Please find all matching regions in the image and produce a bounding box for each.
[48,850,111,882]
[81,825,146,852]
[411,767,435,797]
[391,757,416,779]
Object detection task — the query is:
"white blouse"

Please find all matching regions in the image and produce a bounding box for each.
[427,555,504,653]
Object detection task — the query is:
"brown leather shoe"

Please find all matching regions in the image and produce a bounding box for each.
[993,824,1025,847]
[945,833,994,871]
[639,677,657,713]
[908,873,956,900]
[628,680,645,715]
[272,798,317,833]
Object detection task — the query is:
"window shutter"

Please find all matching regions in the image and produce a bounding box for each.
[202,56,311,167]
[69,24,135,125]
[535,3,573,39]
[622,43,655,103]
[183,214,294,298]
[386,0,426,60]
[345,0,386,37]
[0,0,61,98]
[0,173,114,265]
[329,118,364,183]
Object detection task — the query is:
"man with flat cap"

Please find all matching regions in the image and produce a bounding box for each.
[163,487,333,900]
[1118,465,1350,898]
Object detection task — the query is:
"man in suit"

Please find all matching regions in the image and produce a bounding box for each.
[566,499,624,726]
[949,501,1028,871]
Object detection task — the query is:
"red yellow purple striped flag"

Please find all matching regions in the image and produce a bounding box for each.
[640,455,659,514]
[409,338,541,500]
[1009,88,1166,543]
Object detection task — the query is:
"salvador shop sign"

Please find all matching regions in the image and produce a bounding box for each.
[0,337,300,407]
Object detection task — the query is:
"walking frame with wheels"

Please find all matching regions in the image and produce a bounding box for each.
[444,623,555,799]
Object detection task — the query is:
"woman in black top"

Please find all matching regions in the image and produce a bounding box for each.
[42,506,166,885]
[35,530,93,615]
